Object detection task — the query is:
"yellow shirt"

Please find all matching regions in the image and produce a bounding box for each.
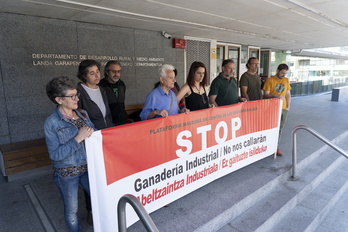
[263,76,291,109]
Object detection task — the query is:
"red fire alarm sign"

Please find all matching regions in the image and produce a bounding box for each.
[172,38,186,49]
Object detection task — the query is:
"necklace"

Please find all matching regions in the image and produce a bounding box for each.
[193,85,201,94]
[63,114,76,120]
[193,85,207,104]
[60,108,76,120]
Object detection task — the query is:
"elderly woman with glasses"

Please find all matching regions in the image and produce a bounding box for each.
[176,61,213,111]
[44,76,95,232]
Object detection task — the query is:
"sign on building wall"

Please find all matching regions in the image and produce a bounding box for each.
[86,98,282,232]
[31,53,165,67]
[0,13,184,144]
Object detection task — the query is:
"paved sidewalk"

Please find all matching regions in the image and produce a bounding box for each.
[1,92,347,232]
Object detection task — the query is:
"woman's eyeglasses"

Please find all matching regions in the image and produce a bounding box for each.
[59,92,80,100]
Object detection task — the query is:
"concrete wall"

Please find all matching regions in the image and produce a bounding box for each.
[0,13,185,145]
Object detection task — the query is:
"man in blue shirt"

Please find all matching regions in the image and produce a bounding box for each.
[140,64,186,120]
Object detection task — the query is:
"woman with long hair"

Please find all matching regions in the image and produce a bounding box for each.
[176,61,212,111]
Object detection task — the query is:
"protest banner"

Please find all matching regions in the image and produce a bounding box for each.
[86,98,281,232]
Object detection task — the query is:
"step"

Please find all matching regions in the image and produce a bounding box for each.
[315,186,348,231]
[270,159,348,232]
[216,144,348,232]
[127,131,348,232]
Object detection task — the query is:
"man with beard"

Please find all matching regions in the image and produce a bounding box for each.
[209,59,246,107]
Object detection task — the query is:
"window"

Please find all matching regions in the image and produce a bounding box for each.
[216,45,225,74]
[228,46,241,78]
[260,50,270,78]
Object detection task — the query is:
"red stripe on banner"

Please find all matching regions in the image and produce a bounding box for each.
[101,99,280,185]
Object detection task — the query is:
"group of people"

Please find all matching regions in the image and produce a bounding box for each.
[43,57,291,231]
[141,58,291,159]
[239,57,291,156]
[140,62,212,120]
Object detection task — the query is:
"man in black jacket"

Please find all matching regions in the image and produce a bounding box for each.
[99,60,128,125]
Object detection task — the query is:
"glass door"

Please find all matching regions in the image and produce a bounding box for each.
[249,47,260,59]
[216,45,225,74]
[260,50,271,77]
[228,46,241,79]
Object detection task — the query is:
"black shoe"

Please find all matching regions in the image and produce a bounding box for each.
[87,211,93,228]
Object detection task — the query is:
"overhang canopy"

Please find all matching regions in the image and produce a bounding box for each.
[1,0,348,52]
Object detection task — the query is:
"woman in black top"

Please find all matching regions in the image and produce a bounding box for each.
[177,61,212,111]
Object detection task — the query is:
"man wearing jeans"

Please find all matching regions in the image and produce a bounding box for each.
[263,63,291,156]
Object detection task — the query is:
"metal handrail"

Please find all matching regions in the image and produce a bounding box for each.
[117,194,159,232]
[291,125,348,180]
